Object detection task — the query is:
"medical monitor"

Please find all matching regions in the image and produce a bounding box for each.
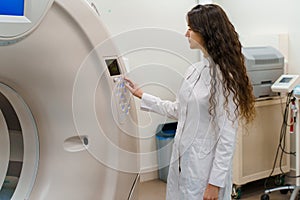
[271,74,300,93]
[0,0,53,40]
[0,0,25,16]
[279,77,293,83]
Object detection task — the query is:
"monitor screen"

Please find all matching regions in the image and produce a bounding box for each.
[279,77,293,83]
[0,0,25,16]
[105,59,121,76]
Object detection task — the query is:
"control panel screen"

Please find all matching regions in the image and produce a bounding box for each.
[0,0,24,16]
[279,77,292,83]
[105,59,121,76]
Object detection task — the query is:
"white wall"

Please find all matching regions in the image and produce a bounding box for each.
[90,0,195,34]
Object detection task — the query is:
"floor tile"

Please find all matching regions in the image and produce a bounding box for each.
[139,179,293,199]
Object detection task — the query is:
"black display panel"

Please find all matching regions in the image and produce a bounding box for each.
[105,59,121,76]
[279,77,292,83]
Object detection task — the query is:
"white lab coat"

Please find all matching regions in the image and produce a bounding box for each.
[141,55,237,200]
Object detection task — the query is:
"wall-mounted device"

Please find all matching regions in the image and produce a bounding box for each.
[243,46,284,98]
[271,74,300,93]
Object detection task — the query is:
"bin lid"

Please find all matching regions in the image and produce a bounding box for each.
[156,135,174,140]
[156,130,175,138]
[156,122,177,138]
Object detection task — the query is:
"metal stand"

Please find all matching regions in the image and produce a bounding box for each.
[289,97,300,199]
[261,97,299,200]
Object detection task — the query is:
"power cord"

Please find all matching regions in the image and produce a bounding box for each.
[264,92,298,189]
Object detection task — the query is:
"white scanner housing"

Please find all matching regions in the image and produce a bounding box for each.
[0,0,139,199]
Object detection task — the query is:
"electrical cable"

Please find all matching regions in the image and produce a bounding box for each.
[264,92,298,189]
[279,96,300,179]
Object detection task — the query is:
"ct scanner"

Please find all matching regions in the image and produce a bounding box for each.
[0,0,140,199]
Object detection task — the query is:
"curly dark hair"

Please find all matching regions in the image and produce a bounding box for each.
[187,4,255,124]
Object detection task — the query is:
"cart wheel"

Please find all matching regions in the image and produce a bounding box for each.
[280,184,291,194]
[275,174,285,186]
[261,194,270,200]
[231,185,242,199]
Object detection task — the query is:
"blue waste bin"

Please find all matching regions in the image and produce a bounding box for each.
[156,122,177,182]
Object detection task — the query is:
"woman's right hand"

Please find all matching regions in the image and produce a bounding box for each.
[124,77,143,99]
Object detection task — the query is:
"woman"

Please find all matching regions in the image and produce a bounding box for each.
[125,4,255,200]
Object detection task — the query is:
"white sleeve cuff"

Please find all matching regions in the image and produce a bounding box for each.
[208,168,228,188]
[140,93,157,111]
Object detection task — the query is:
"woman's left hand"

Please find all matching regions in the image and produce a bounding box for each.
[203,184,220,200]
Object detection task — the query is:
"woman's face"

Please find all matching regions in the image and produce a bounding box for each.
[185,27,205,50]
[185,27,207,56]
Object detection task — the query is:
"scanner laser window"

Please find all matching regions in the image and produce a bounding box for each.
[279,77,292,83]
[105,59,121,76]
[0,0,25,16]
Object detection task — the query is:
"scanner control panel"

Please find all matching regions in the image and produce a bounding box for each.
[105,57,131,123]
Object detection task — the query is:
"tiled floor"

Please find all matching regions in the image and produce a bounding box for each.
[139,179,293,200]
[139,180,166,200]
